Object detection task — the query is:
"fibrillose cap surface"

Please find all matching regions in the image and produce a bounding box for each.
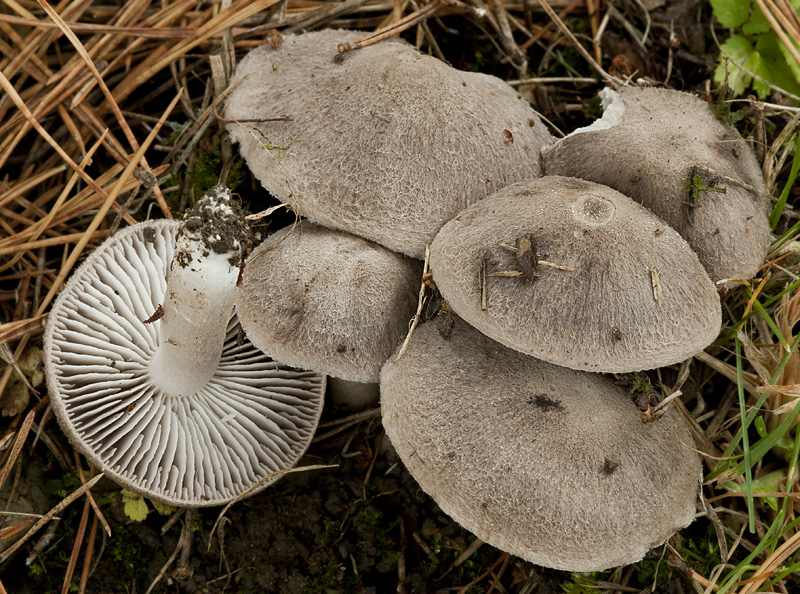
[236,223,422,383]
[380,318,701,572]
[44,220,326,507]
[542,86,771,283]
[430,176,721,373]
[225,29,554,259]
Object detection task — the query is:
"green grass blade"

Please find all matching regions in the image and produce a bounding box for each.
[735,335,755,533]
[717,514,800,593]
[749,296,790,352]
[707,332,800,481]
[769,131,800,230]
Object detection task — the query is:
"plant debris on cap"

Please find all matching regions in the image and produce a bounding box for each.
[44,219,326,507]
[224,29,554,259]
[236,223,422,383]
[380,317,701,572]
[542,86,771,283]
[430,176,721,373]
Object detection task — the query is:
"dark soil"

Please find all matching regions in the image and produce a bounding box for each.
[1,393,717,594]
[2,408,576,594]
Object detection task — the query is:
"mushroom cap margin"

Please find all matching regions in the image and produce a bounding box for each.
[225,29,555,258]
[380,317,701,572]
[429,175,722,373]
[236,223,422,383]
[542,86,771,283]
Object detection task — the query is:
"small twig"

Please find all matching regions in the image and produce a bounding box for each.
[0,409,34,493]
[285,0,372,34]
[479,250,487,311]
[650,266,662,307]
[313,409,381,443]
[496,242,577,271]
[0,473,104,563]
[24,519,60,567]
[506,76,599,85]
[73,452,111,537]
[535,0,623,87]
[145,520,187,594]
[62,498,92,594]
[667,554,720,591]
[408,0,449,63]
[488,270,527,278]
[488,0,526,76]
[394,245,431,362]
[161,508,187,535]
[317,407,381,429]
[338,1,442,53]
[445,537,483,574]
[456,552,510,594]
[362,432,384,500]
[172,509,196,580]
[699,479,729,563]
[78,513,99,594]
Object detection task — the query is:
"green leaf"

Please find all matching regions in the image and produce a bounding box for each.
[715,35,756,96]
[121,489,149,522]
[742,4,771,35]
[151,500,177,516]
[715,33,800,99]
[776,35,800,86]
[722,469,787,511]
[756,33,800,96]
[711,0,751,28]
[749,50,773,98]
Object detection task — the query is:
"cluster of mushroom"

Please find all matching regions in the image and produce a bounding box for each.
[42,27,772,573]
[222,29,771,572]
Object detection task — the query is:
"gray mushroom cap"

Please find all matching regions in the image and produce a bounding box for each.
[225,29,554,259]
[380,317,701,572]
[236,223,422,383]
[43,220,326,507]
[542,86,771,283]
[429,175,721,373]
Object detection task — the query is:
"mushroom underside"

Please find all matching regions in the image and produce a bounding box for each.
[44,221,326,507]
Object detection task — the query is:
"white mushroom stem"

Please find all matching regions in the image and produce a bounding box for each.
[149,187,250,397]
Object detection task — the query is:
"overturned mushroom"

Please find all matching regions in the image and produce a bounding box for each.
[430,176,721,373]
[542,86,771,283]
[381,317,701,572]
[236,223,421,383]
[225,29,554,258]
[44,188,326,507]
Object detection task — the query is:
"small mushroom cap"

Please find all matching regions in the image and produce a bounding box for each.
[44,220,326,507]
[430,176,721,373]
[542,87,771,283]
[236,223,422,383]
[381,317,701,572]
[225,30,554,258]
